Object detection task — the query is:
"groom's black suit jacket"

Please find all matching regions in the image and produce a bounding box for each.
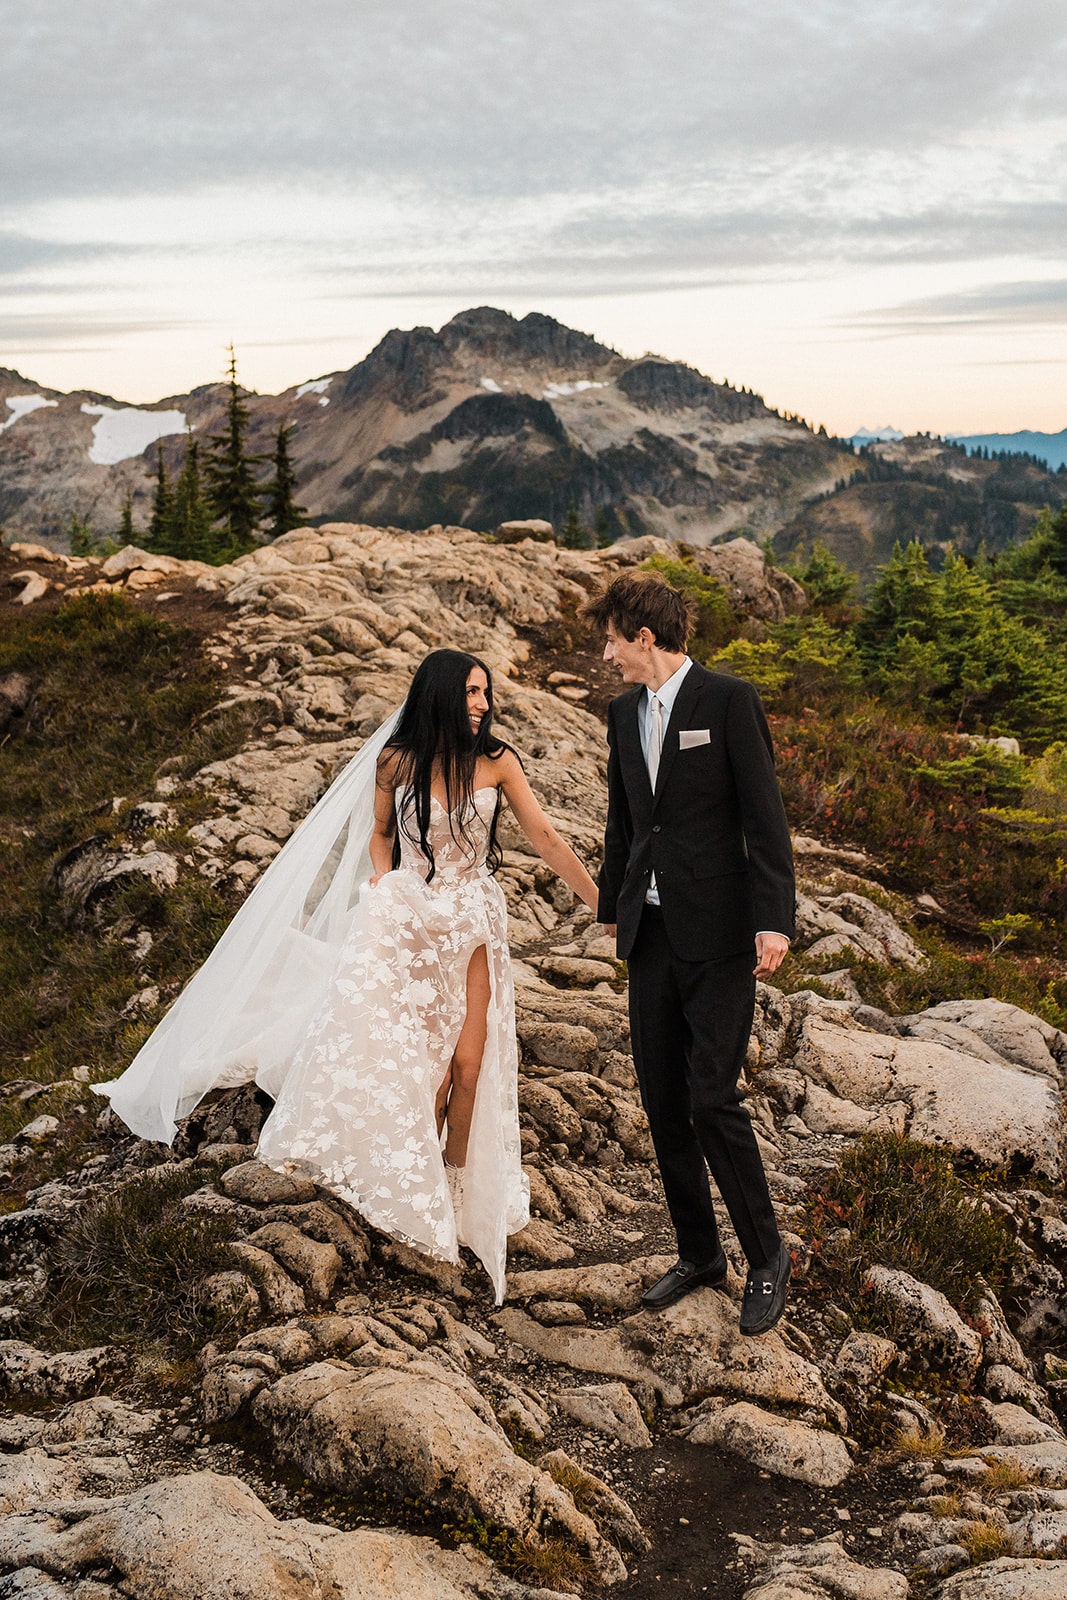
[598,662,796,962]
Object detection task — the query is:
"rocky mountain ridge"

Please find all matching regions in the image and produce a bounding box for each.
[0,308,848,548]
[1,526,1066,1599]
[774,433,1065,584]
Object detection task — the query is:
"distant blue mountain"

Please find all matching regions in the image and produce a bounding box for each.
[944,429,1067,472]
[848,425,1067,471]
[850,425,905,445]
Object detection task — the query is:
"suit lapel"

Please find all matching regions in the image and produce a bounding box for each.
[653,662,704,807]
[615,689,652,804]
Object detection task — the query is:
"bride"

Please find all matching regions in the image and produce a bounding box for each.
[95,649,600,1302]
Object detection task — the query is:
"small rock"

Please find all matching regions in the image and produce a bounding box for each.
[220,1160,318,1206]
[828,1330,899,1392]
[226,1242,306,1316]
[530,1300,587,1326]
[913,1543,970,1577]
[246,1221,342,1302]
[686,1400,852,1487]
[0,1340,124,1401]
[554,1382,652,1449]
[863,1266,982,1383]
[506,1218,575,1264]
[733,1531,907,1599]
[14,1116,58,1146]
[200,1271,262,1324]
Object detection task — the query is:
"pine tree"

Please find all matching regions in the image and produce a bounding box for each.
[594,508,613,548]
[162,434,215,560]
[559,505,593,549]
[68,512,95,557]
[117,488,134,545]
[264,423,305,540]
[1048,498,1067,579]
[147,443,173,550]
[205,345,262,556]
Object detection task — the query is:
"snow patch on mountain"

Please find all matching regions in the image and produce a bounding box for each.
[480,377,503,393]
[296,378,331,398]
[80,404,187,465]
[543,380,607,399]
[1,395,58,432]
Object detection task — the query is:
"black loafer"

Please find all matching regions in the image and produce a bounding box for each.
[640,1253,728,1311]
[739,1242,791,1336]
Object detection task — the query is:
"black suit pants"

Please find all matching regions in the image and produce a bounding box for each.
[628,905,780,1268]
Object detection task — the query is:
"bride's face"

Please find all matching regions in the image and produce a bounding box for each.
[465,667,489,737]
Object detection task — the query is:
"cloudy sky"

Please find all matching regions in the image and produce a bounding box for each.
[3,0,1065,432]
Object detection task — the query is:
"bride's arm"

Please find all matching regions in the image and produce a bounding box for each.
[369,753,398,883]
[497,750,599,914]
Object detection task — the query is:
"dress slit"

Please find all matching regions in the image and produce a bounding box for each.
[255,788,527,1302]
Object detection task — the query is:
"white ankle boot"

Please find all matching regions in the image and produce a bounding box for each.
[445,1162,465,1230]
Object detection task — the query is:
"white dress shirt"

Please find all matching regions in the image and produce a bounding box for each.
[640,658,693,905]
[639,656,788,940]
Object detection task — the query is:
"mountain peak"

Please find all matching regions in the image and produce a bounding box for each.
[440,306,615,370]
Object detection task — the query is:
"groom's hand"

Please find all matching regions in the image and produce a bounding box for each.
[753,932,789,979]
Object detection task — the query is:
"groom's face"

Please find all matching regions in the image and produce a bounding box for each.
[603,621,654,684]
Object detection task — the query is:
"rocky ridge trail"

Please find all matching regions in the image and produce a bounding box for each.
[2,525,1067,1598]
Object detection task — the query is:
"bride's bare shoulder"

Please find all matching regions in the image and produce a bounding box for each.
[483,743,525,787]
[376,745,404,789]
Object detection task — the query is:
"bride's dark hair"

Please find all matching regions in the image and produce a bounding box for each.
[383,648,508,881]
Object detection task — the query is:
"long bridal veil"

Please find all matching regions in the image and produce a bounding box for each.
[94,711,401,1145]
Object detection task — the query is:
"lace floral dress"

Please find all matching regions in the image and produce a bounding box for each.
[257,786,528,1302]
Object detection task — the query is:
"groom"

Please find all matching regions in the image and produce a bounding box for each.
[586,571,795,1335]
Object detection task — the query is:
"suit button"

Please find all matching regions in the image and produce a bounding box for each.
[652,825,661,834]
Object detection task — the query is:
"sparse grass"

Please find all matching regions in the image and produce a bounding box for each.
[168,702,266,780]
[927,1493,964,1518]
[0,593,247,1196]
[979,1458,1034,1495]
[803,1132,1019,1322]
[959,1519,1014,1564]
[30,1162,240,1356]
[441,1511,596,1595]
[816,932,1067,1035]
[508,1536,596,1594]
[894,1424,947,1460]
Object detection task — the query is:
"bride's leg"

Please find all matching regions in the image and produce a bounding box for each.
[442,944,490,1169]
[434,1067,452,1139]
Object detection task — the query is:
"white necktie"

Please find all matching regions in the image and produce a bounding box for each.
[648,693,663,789]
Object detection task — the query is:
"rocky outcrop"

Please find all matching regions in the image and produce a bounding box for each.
[781,999,1061,1177]
[0,1470,548,1599]
[734,1533,908,1599]
[494,1290,845,1425]
[252,1361,625,1582]
[4,520,1067,1600]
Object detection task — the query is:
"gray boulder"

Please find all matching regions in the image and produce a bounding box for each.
[862,1267,982,1383]
[0,1469,552,1598]
[251,1360,627,1582]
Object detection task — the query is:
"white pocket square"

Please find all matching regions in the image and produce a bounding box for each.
[679,728,711,749]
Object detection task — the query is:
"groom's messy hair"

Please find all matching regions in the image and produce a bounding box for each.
[582,572,694,653]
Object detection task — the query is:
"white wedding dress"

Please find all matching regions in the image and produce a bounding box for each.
[95,704,529,1304]
[258,786,528,1300]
